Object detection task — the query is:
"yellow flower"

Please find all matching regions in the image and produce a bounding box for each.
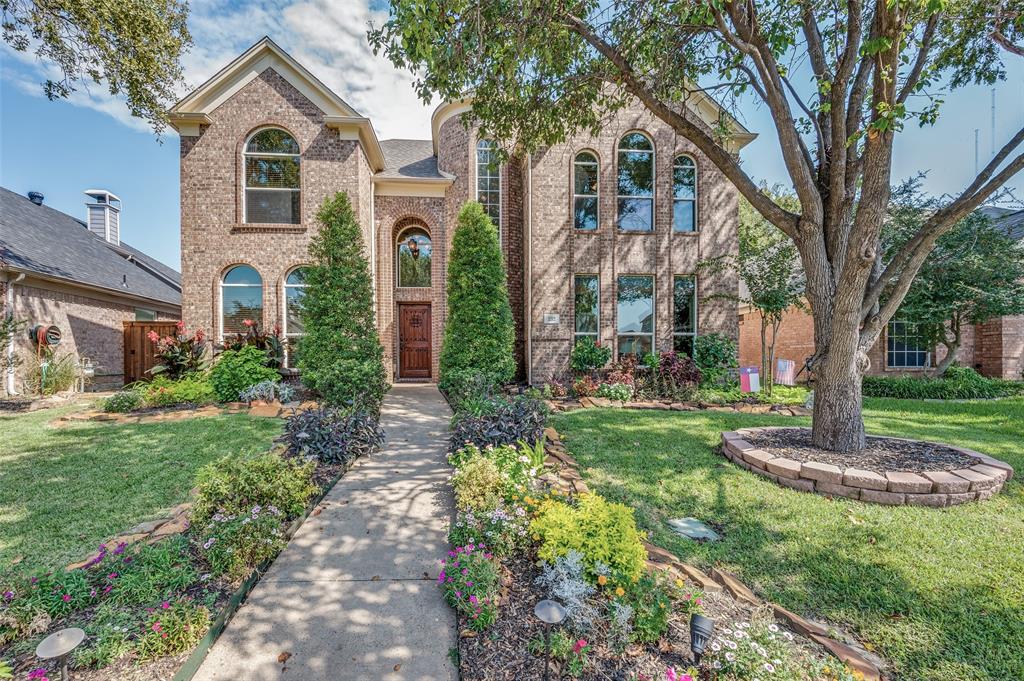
[674,578,684,588]
[597,575,607,586]
[615,587,625,597]
[532,534,540,541]
[631,574,639,583]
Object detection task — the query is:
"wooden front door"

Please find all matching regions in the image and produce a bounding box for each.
[398,304,432,379]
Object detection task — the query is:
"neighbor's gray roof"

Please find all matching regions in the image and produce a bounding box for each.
[994,208,1024,241]
[0,187,181,306]
[377,139,451,180]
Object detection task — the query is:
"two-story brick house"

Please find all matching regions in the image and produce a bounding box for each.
[170,38,755,384]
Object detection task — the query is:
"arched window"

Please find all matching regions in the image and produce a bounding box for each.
[617,132,654,231]
[573,151,599,230]
[673,155,697,232]
[221,265,263,338]
[283,267,309,367]
[244,128,300,224]
[476,139,501,236]
[397,227,432,288]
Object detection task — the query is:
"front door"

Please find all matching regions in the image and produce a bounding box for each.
[398,304,431,380]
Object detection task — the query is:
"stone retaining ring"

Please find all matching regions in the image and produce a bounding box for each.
[720,428,1014,507]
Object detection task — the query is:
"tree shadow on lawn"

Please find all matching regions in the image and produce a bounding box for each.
[0,415,281,577]
[551,408,1024,680]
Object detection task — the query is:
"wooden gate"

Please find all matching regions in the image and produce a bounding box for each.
[123,321,177,385]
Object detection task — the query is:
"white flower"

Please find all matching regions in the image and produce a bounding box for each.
[726,640,738,650]
[739,621,750,629]
[764,663,776,673]
[725,652,735,662]
[518,455,530,463]
[783,631,794,641]
[710,642,721,652]
[712,661,722,669]
[768,624,779,633]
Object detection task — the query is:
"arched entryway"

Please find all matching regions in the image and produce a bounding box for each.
[394,221,433,380]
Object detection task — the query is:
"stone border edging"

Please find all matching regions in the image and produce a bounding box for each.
[721,427,1014,507]
[542,426,884,680]
[53,399,319,427]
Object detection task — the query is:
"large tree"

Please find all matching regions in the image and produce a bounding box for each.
[371,0,1024,451]
[1,0,191,133]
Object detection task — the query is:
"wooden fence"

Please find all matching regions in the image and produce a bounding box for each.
[123,321,178,384]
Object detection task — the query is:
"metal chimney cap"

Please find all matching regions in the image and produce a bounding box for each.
[27,191,44,205]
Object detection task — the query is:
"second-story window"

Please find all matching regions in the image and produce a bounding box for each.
[573,151,599,230]
[476,139,501,237]
[244,128,300,224]
[617,132,654,232]
[673,155,697,232]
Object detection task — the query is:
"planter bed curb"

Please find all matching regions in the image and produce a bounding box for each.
[52,399,319,427]
[546,397,812,416]
[720,427,1013,507]
[543,426,886,680]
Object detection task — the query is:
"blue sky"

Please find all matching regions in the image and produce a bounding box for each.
[2,0,1022,272]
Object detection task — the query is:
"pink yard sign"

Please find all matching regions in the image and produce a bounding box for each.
[740,366,761,393]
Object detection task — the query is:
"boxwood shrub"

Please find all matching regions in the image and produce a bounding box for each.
[862,366,1024,400]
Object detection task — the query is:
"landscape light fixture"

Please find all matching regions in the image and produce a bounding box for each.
[534,599,567,681]
[689,613,715,664]
[35,627,85,681]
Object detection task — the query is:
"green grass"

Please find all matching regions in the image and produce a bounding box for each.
[551,397,1024,681]
[0,406,282,577]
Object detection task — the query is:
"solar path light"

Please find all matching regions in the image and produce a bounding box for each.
[534,599,567,681]
[35,627,85,681]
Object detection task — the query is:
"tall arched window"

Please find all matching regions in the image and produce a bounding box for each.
[617,132,654,231]
[573,151,599,230]
[244,128,301,224]
[397,227,432,288]
[221,265,263,338]
[476,139,501,235]
[283,267,309,367]
[673,155,697,232]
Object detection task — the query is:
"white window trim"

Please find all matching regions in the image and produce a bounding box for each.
[476,139,502,243]
[242,128,301,225]
[615,274,656,358]
[673,275,698,353]
[886,319,932,369]
[672,155,698,233]
[573,274,600,346]
[282,267,308,367]
[395,225,433,289]
[573,151,599,231]
[616,132,656,232]
[219,265,263,341]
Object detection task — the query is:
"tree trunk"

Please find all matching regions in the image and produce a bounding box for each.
[934,340,960,376]
[811,349,867,452]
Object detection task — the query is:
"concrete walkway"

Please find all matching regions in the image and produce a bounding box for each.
[194,384,456,681]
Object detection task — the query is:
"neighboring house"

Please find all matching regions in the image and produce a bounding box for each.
[738,206,1024,380]
[169,37,754,384]
[1,188,182,393]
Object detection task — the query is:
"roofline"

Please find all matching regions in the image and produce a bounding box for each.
[2,265,182,309]
[430,99,474,156]
[370,175,454,185]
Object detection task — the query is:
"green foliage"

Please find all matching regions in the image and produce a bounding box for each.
[0,659,10,679]
[0,0,191,133]
[143,375,217,407]
[862,368,1024,400]
[449,442,538,498]
[438,545,500,631]
[597,382,633,402]
[107,537,197,607]
[199,506,287,582]
[439,202,516,393]
[448,500,530,558]
[692,333,739,386]
[149,323,208,379]
[297,192,387,410]
[696,384,810,406]
[613,571,673,644]
[191,452,317,527]
[74,616,134,669]
[527,631,590,677]
[570,337,612,374]
[530,494,647,583]
[209,346,279,402]
[448,394,548,451]
[220,321,284,369]
[0,315,25,375]
[443,369,500,416]
[102,388,145,413]
[136,600,210,660]
[451,454,506,511]
[278,407,385,465]
[23,348,78,395]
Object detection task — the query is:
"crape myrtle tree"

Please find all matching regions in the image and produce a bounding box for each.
[370,0,1024,451]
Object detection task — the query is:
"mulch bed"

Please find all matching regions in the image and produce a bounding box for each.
[744,427,978,473]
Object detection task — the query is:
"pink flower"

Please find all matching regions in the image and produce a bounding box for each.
[151,622,162,632]
[147,330,160,343]
[61,594,71,602]
[573,639,588,654]
[28,669,49,680]
[161,601,171,609]
[243,319,255,327]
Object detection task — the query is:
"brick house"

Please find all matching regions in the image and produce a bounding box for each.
[169,38,754,384]
[738,207,1024,380]
[1,188,182,393]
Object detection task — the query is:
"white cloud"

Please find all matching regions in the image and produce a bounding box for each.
[3,0,436,140]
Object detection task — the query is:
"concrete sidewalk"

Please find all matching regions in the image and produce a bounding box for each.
[193,384,456,681]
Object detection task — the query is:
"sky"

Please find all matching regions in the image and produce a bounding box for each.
[2,0,1023,272]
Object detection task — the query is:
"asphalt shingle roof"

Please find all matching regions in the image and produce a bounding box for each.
[0,187,181,306]
[377,139,450,180]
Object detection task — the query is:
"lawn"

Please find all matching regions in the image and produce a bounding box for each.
[551,397,1024,681]
[0,406,282,578]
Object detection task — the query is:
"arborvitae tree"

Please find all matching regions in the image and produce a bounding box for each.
[438,201,516,392]
[298,192,387,410]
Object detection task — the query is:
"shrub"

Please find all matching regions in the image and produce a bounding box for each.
[239,379,296,404]
[653,351,701,399]
[528,631,591,677]
[448,501,530,558]
[102,388,144,413]
[439,202,516,393]
[451,454,506,511]
[613,571,673,643]
[449,442,539,498]
[861,368,1024,400]
[136,599,210,661]
[298,192,387,410]
[449,394,547,450]
[219,320,284,368]
[534,550,598,635]
[596,382,633,402]
[693,332,738,385]
[547,380,568,398]
[209,345,279,402]
[279,407,384,465]
[149,321,208,380]
[530,494,647,583]
[572,375,598,397]
[107,537,197,606]
[570,338,612,374]
[143,375,216,408]
[444,369,500,415]
[438,544,500,631]
[23,349,78,395]
[199,505,287,582]
[191,452,317,527]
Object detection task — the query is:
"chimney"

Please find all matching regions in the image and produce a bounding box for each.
[84,189,121,246]
[27,191,44,205]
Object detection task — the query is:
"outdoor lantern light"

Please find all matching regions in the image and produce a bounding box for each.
[689,613,715,664]
[534,599,567,681]
[35,627,85,681]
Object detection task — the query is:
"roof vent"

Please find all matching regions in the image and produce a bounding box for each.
[84,189,121,246]
[28,191,44,205]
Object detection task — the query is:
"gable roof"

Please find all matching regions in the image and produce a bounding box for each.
[377,139,451,180]
[0,187,181,306]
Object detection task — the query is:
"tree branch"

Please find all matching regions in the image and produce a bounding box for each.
[896,13,939,105]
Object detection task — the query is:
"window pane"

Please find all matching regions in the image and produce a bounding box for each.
[574,197,598,230]
[246,129,299,154]
[673,276,696,333]
[617,198,652,231]
[574,275,599,334]
[222,286,262,336]
[673,335,694,357]
[398,230,432,287]
[619,133,653,151]
[245,157,300,188]
[618,335,652,357]
[246,189,300,224]
[673,200,695,232]
[223,265,261,285]
[135,308,157,321]
[617,150,654,195]
[286,286,305,335]
[574,160,598,195]
[673,160,695,199]
[617,276,653,334]
[286,267,308,286]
